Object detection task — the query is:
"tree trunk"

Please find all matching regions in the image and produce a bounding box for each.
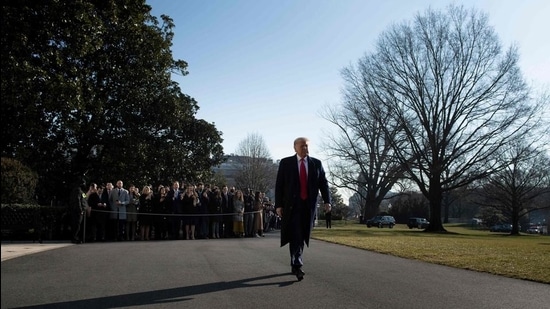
[443,201,449,224]
[364,199,380,220]
[426,176,447,232]
[511,202,520,235]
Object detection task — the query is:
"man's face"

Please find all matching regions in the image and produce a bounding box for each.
[294,138,309,158]
[117,181,123,188]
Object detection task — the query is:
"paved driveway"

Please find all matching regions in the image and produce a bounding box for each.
[2,233,549,309]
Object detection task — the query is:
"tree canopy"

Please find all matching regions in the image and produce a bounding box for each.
[475,141,550,234]
[1,0,224,204]
[333,5,546,231]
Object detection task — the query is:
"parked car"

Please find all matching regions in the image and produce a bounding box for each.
[489,224,513,233]
[407,217,430,229]
[526,226,541,234]
[366,215,396,228]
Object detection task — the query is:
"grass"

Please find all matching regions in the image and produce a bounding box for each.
[311,221,550,284]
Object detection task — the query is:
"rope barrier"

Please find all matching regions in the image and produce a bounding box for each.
[81,208,278,243]
[88,208,269,217]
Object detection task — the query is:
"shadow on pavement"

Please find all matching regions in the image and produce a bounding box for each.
[13,273,295,309]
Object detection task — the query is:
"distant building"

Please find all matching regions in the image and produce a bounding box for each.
[212,155,244,187]
[212,155,277,202]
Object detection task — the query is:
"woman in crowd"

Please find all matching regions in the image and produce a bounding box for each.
[253,191,264,237]
[181,184,199,240]
[139,185,154,240]
[208,186,223,239]
[232,190,245,238]
[126,184,139,241]
[153,186,169,240]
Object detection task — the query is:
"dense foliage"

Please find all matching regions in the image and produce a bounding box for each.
[1,158,38,204]
[1,0,224,205]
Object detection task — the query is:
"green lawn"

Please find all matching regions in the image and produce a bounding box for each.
[312,221,550,284]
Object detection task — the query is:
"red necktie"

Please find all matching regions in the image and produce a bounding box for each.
[300,158,307,200]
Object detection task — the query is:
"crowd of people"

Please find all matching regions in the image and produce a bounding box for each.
[73,180,280,243]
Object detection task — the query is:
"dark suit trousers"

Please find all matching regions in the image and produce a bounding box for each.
[289,199,308,268]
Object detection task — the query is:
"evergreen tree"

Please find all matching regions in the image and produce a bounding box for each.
[1,0,224,203]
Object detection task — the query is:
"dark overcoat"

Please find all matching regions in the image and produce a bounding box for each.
[275,154,331,247]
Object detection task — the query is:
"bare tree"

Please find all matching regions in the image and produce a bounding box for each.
[475,142,550,235]
[356,5,543,231]
[233,133,277,192]
[321,87,407,220]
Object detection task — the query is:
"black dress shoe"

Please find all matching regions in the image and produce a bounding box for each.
[291,267,305,281]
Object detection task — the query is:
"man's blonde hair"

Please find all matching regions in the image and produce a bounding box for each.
[293,137,309,146]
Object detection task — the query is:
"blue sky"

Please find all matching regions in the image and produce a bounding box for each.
[146,0,549,163]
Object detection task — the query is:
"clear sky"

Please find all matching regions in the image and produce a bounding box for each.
[146,0,549,163]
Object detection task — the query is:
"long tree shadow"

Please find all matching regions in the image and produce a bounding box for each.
[15,273,295,309]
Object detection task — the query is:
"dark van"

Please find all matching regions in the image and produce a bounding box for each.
[408,217,429,229]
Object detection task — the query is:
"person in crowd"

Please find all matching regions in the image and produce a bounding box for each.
[153,186,169,240]
[181,184,199,240]
[126,184,139,241]
[221,185,234,238]
[244,188,255,237]
[166,181,183,239]
[86,183,102,242]
[208,186,222,239]
[139,185,154,240]
[232,189,245,237]
[70,179,88,244]
[263,197,275,233]
[93,185,109,241]
[253,191,264,237]
[157,184,165,195]
[275,137,331,281]
[196,182,210,239]
[109,180,130,241]
[102,182,116,241]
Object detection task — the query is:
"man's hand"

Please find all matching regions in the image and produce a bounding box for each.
[324,203,331,212]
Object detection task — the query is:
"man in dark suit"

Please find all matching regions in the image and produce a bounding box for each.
[275,137,331,281]
[221,185,233,238]
[166,181,183,239]
[70,178,88,244]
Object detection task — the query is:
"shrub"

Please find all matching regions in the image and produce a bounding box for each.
[1,157,38,204]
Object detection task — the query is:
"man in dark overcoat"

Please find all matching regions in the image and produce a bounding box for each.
[275,137,331,281]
